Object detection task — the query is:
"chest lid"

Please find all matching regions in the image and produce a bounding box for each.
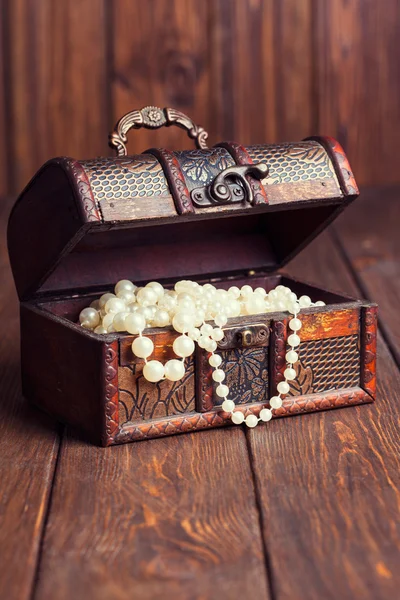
[8,106,359,301]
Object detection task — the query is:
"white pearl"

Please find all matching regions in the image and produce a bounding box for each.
[245,414,258,428]
[214,314,228,327]
[286,350,298,363]
[194,311,206,328]
[255,287,267,297]
[299,295,312,308]
[115,280,135,295]
[143,360,165,382]
[153,309,170,327]
[277,381,290,395]
[245,293,265,315]
[212,369,225,382]
[146,281,164,298]
[228,286,240,298]
[288,302,300,315]
[94,326,107,334]
[209,354,222,367]
[241,285,253,298]
[216,384,229,398]
[288,333,301,347]
[137,287,158,307]
[173,335,195,357]
[116,290,136,304]
[200,323,213,336]
[187,327,200,341]
[211,328,224,341]
[315,300,326,307]
[90,300,100,310]
[172,312,195,333]
[260,408,272,422]
[105,297,126,314]
[99,293,116,309]
[231,411,245,424]
[125,313,146,334]
[284,367,296,381]
[222,399,235,412]
[225,299,241,317]
[132,336,154,358]
[102,313,115,329]
[164,359,185,381]
[113,311,129,332]
[198,336,209,349]
[270,396,283,409]
[79,307,100,328]
[289,317,302,331]
[205,339,217,353]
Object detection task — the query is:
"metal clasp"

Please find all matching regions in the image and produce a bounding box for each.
[191,163,269,208]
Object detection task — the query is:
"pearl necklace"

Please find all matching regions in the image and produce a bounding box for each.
[79,280,325,428]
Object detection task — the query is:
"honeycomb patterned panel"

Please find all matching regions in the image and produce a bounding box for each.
[289,335,360,396]
[247,141,338,185]
[81,155,170,202]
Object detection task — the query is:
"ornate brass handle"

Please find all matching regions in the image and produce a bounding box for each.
[109,106,209,156]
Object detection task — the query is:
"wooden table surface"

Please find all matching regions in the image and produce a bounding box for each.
[0,186,399,600]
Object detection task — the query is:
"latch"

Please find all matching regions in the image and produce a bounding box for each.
[191,163,269,208]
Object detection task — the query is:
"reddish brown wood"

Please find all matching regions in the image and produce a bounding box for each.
[146,148,194,214]
[334,185,400,365]
[35,428,271,600]
[360,305,378,398]
[300,307,360,341]
[0,197,60,600]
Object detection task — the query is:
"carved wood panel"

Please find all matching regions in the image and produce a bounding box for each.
[118,358,195,425]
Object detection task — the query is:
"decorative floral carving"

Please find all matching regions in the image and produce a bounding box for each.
[118,358,195,424]
[215,347,269,406]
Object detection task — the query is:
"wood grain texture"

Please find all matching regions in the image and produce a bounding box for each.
[315,0,400,186]
[210,0,313,144]
[0,197,60,599]
[334,185,400,365]
[112,0,211,153]
[4,0,109,193]
[0,0,9,196]
[247,230,400,599]
[34,429,270,600]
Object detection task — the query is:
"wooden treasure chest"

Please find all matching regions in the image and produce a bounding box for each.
[7,106,377,446]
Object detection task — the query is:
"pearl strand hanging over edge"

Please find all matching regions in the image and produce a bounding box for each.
[79,279,326,428]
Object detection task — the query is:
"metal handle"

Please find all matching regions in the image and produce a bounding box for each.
[109,106,209,156]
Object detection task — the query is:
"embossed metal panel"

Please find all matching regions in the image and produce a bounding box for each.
[246,141,339,185]
[82,154,170,203]
[289,334,360,396]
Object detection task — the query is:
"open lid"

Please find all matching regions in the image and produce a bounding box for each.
[8,106,359,301]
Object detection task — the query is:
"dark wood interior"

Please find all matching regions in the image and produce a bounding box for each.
[35,201,343,298]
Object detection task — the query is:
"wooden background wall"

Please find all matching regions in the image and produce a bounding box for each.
[0,0,399,196]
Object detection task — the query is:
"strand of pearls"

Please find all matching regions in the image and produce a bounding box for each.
[79,279,325,427]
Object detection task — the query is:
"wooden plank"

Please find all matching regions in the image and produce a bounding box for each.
[0,0,10,195]
[334,185,400,365]
[315,0,400,186]
[34,429,270,600]
[210,0,313,144]
[112,0,211,152]
[247,230,400,599]
[5,0,109,194]
[0,198,60,599]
